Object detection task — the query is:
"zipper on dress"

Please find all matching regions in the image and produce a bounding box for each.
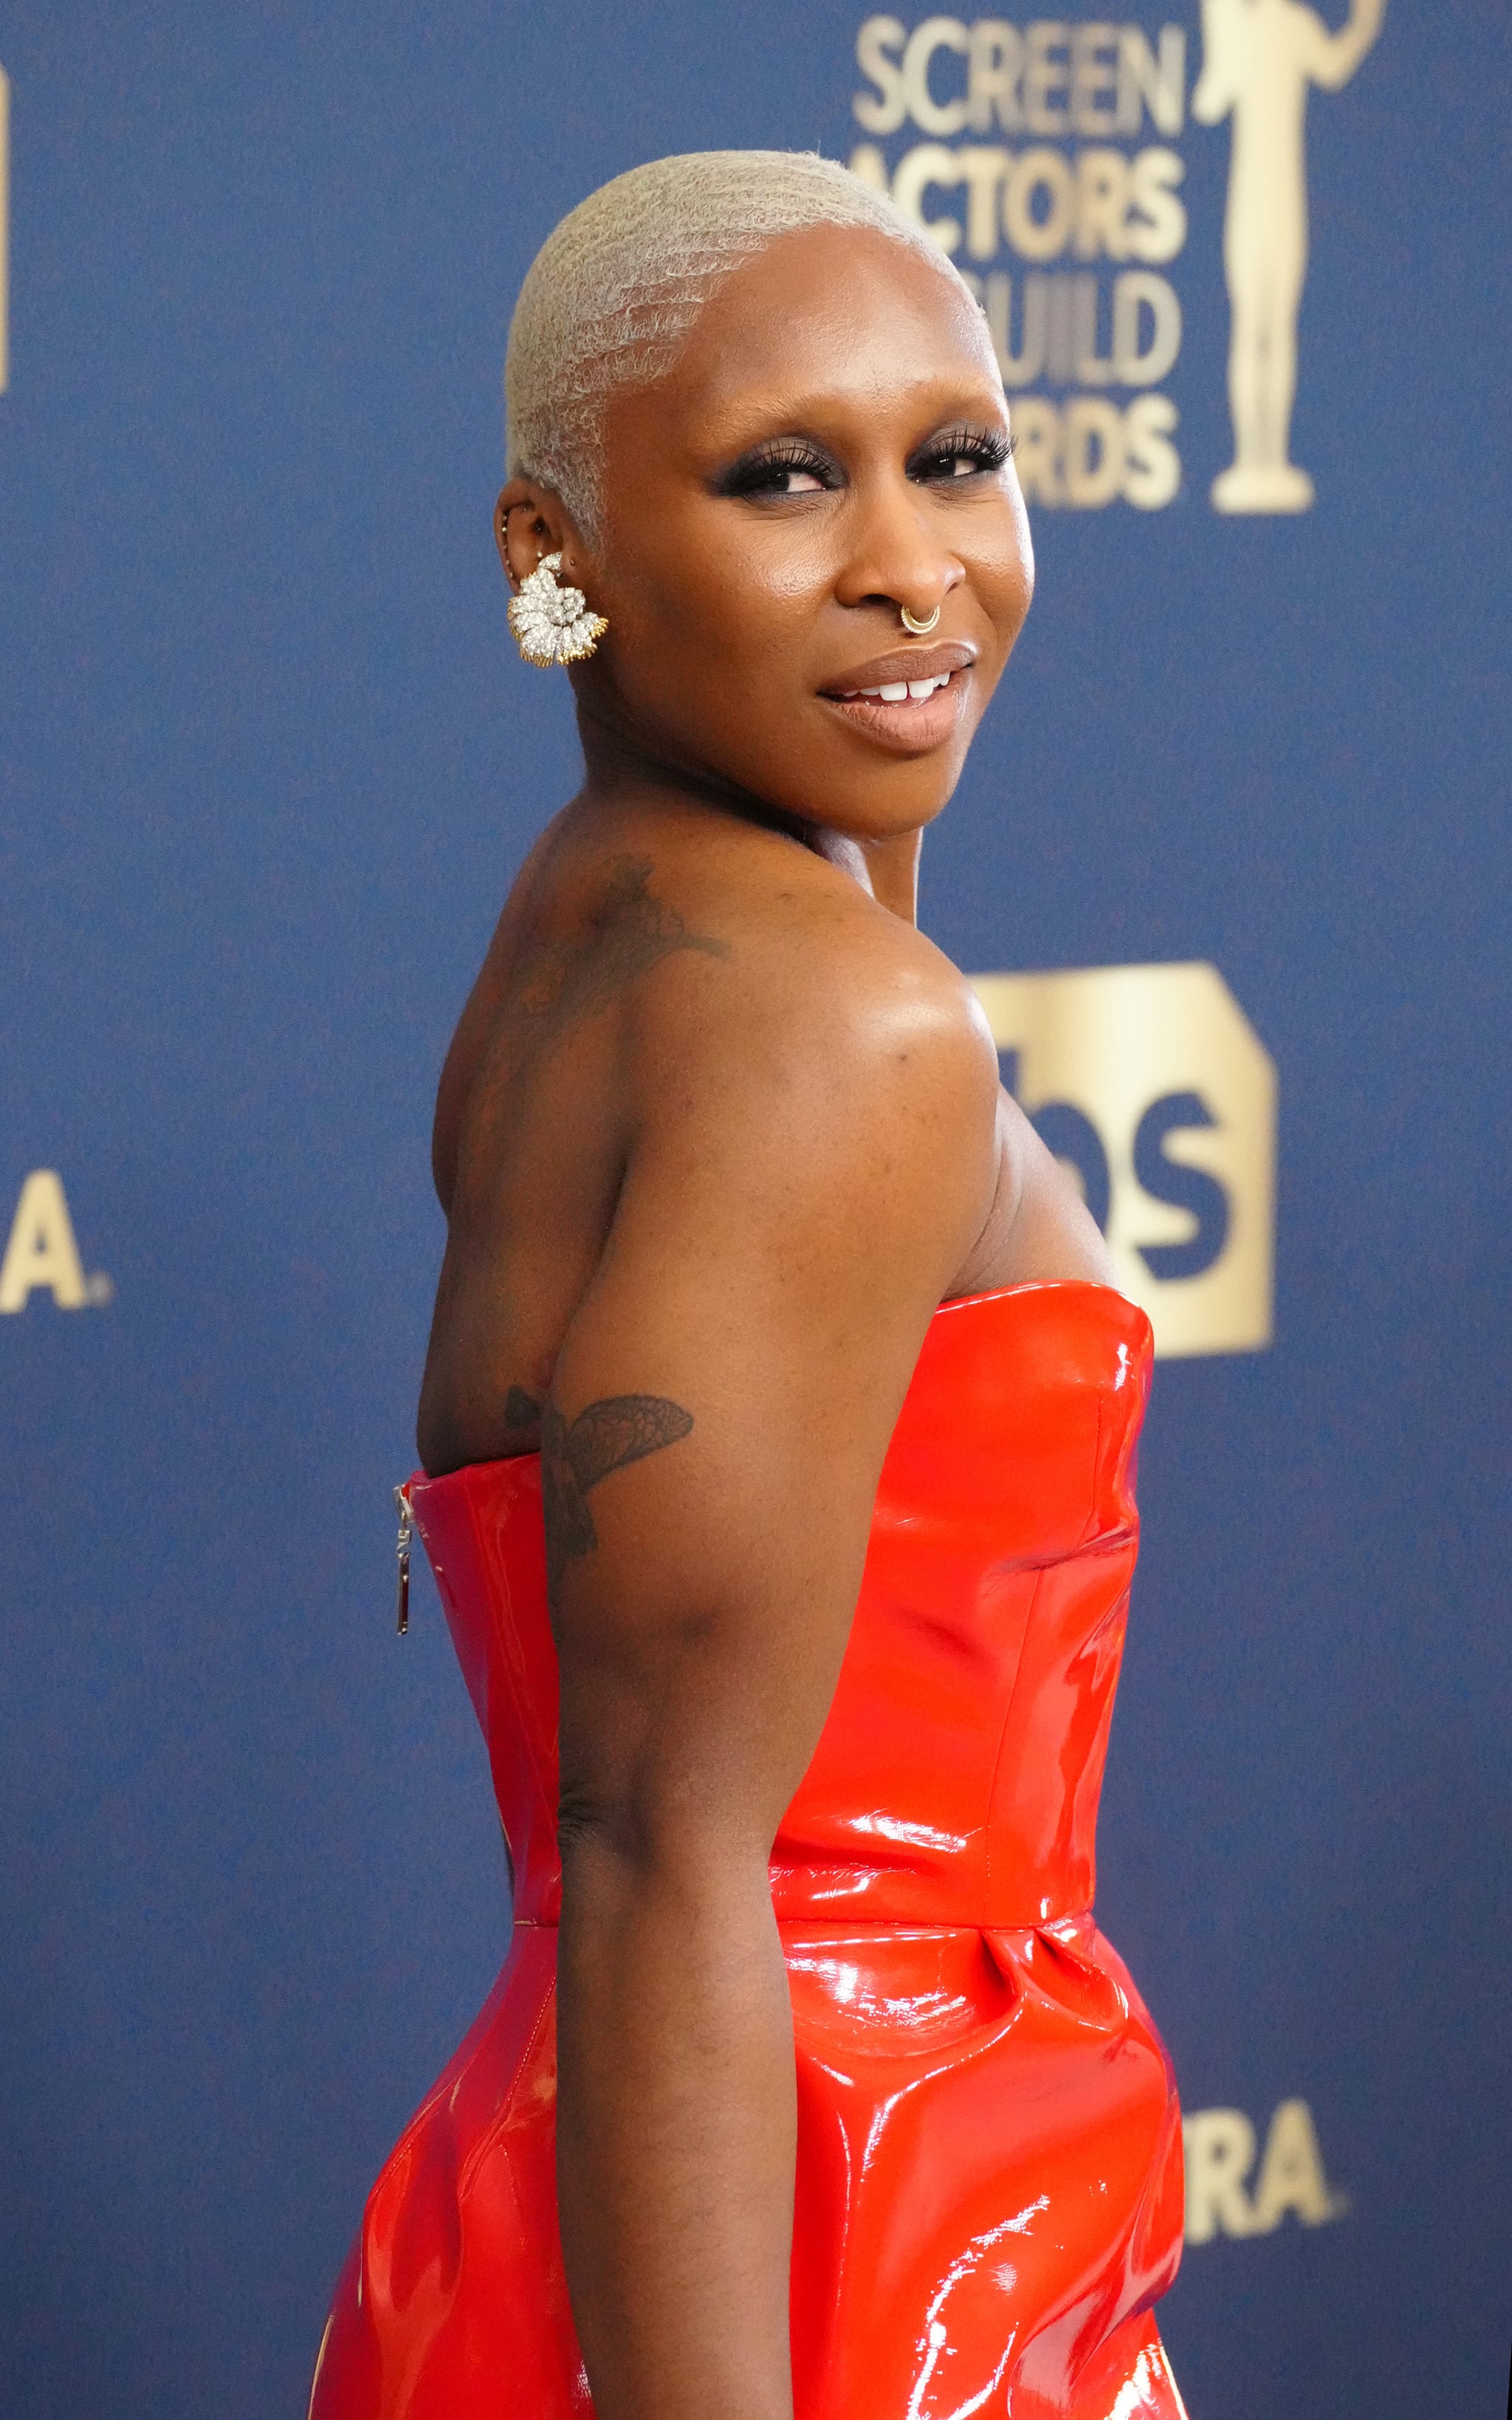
[394,1482,413,1634]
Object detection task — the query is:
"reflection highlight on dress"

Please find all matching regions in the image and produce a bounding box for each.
[312,1283,1186,2420]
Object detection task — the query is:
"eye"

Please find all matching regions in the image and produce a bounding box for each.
[766,464,827,496]
[713,441,840,501]
[910,425,1015,484]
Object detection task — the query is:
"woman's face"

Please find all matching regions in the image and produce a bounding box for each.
[571,220,1034,844]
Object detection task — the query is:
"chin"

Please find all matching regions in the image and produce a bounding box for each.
[823,755,965,830]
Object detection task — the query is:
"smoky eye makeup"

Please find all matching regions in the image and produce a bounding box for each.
[906,423,1017,482]
[709,437,842,501]
[709,417,1015,502]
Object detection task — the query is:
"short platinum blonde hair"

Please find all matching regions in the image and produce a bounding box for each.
[504,149,973,543]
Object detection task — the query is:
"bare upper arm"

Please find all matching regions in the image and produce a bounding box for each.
[545,902,1000,1861]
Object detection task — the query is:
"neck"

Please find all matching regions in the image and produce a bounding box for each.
[573,690,924,930]
[809,826,922,922]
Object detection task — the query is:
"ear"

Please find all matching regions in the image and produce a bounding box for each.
[495,478,592,594]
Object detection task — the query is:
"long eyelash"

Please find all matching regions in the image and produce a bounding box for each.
[757,441,828,472]
[914,425,1016,473]
[714,440,834,496]
[715,425,1016,499]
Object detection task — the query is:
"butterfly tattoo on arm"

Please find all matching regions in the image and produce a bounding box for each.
[504,1385,695,1602]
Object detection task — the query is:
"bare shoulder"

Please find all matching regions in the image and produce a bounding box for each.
[608,817,1003,1294]
[622,815,1000,1112]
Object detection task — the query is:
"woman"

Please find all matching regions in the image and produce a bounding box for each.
[312,151,1186,2420]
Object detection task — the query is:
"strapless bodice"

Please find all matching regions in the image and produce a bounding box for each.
[408,1282,1152,1933]
[315,1282,1186,2420]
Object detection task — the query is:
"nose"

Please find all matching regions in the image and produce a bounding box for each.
[832,473,964,628]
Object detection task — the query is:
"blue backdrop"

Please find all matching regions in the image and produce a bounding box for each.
[1,4,1508,2415]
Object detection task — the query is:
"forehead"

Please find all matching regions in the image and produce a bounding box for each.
[647,221,1002,445]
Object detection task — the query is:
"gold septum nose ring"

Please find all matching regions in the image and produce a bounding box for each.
[900,603,941,636]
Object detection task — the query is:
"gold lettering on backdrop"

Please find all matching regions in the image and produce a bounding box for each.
[1183,2099,1347,2243]
[969,963,1276,1358]
[1,67,10,394]
[850,15,1189,510]
[0,1172,114,1312]
[1194,0,1384,511]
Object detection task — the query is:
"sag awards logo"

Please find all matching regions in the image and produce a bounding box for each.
[970,962,1276,1357]
[0,1172,114,1313]
[847,5,1383,511]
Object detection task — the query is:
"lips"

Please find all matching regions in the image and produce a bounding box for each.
[839,669,953,704]
[819,640,975,699]
[818,640,975,751]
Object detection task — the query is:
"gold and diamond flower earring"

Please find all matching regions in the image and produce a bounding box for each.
[507,551,608,668]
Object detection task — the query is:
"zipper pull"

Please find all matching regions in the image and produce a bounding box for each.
[394,1483,413,1635]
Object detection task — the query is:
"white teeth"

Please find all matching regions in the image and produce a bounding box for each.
[842,669,953,703]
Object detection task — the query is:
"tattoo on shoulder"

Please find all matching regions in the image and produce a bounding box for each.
[596,857,730,975]
[541,1391,695,1599]
[507,857,730,1083]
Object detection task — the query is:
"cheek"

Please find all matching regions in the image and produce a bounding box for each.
[999,479,1036,625]
[611,518,828,690]
[971,529,1034,659]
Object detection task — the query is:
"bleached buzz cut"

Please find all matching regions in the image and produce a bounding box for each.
[504,149,974,544]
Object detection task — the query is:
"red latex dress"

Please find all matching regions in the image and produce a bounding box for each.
[312,1283,1187,2419]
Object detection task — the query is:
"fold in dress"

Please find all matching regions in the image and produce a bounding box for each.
[312,1281,1187,2420]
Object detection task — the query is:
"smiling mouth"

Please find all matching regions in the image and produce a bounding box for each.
[817,639,975,727]
[817,658,969,750]
[831,668,956,705]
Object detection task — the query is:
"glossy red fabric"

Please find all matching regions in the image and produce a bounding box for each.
[311,1282,1186,2420]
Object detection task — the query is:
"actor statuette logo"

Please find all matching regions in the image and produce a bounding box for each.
[1195,0,1384,511]
[0,1171,114,1312]
[970,962,1276,1358]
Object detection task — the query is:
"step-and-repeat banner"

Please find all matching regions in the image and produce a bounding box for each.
[1,7,1507,2416]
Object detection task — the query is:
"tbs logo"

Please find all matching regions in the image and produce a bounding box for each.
[971,962,1276,1358]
